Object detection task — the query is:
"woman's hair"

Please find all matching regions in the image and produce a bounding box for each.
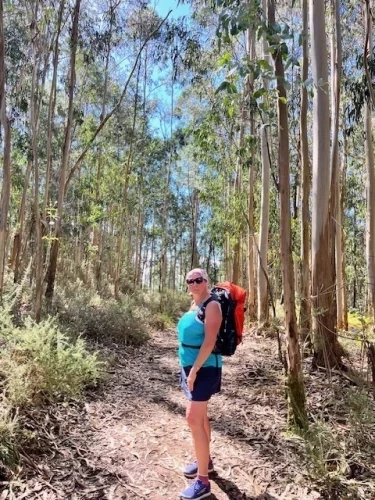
[186,268,209,282]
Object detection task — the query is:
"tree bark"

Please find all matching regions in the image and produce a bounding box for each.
[341,134,348,330]
[247,27,256,320]
[268,0,307,430]
[190,188,199,269]
[45,0,81,301]
[30,2,43,321]
[364,0,375,319]
[310,0,343,367]
[330,0,342,333]
[329,0,344,330]
[43,0,65,218]
[258,0,271,323]
[299,0,311,336]
[0,0,11,296]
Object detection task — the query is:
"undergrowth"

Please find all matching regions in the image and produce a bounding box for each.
[301,387,375,499]
[0,280,104,473]
[52,279,190,342]
[0,272,189,474]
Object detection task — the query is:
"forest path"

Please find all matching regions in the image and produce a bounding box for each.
[11,330,322,500]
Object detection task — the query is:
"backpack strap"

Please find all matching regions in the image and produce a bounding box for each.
[181,295,217,349]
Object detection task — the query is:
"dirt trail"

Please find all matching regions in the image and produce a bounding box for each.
[8,330,324,499]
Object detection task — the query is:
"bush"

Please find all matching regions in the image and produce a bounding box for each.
[0,406,20,469]
[0,310,103,408]
[53,280,150,345]
[0,301,103,472]
[53,279,190,338]
[137,289,191,328]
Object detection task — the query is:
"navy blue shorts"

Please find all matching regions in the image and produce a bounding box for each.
[180,366,222,402]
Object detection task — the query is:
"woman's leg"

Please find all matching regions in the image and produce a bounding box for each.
[186,400,210,477]
[204,413,211,444]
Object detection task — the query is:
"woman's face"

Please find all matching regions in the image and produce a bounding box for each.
[186,272,207,293]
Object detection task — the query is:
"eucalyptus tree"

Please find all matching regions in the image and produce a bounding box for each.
[299,0,310,334]
[330,0,344,330]
[45,5,170,302]
[364,0,375,319]
[310,0,343,367]
[267,0,307,429]
[45,0,81,302]
[0,0,11,295]
[257,0,271,323]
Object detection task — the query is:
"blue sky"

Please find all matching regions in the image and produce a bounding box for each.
[153,0,190,19]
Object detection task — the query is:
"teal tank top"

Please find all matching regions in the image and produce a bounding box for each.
[177,308,222,368]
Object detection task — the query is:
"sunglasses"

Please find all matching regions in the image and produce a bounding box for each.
[186,277,205,285]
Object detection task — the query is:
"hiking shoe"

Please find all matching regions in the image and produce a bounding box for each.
[180,479,211,499]
[183,460,214,478]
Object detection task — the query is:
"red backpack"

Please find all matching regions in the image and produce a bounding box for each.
[211,282,247,354]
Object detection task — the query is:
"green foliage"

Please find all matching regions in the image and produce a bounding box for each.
[303,422,348,481]
[0,406,20,468]
[215,1,261,43]
[0,309,103,408]
[53,280,150,346]
[347,311,372,333]
[0,283,103,472]
[301,388,375,495]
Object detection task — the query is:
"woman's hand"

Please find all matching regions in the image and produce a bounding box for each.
[187,369,197,392]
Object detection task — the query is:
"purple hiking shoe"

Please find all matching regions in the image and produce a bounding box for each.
[180,479,211,499]
[183,460,214,479]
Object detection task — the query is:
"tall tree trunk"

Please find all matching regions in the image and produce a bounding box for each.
[190,188,199,269]
[330,0,343,330]
[233,88,245,284]
[45,0,81,301]
[135,49,148,287]
[247,27,256,320]
[43,0,65,218]
[10,161,32,281]
[232,181,241,284]
[341,134,348,330]
[310,0,342,367]
[258,0,270,323]
[268,0,307,430]
[114,61,141,299]
[30,4,43,321]
[225,179,231,279]
[134,193,144,286]
[160,75,174,296]
[149,214,155,290]
[299,0,311,336]
[329,0,339,329]
[364,0,375,319]
[0,0,11,295]
[93,2,116,290]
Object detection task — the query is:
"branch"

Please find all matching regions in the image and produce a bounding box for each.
[64,10,172,194]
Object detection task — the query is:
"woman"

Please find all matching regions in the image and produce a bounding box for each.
[178,268,222,500]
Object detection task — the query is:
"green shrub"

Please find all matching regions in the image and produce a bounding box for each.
[53,280,150,345]
[161,290,192,322]
[0,310,103,408]
[303,422,348,481]
[53,280,190,340]
[148,312,175,330]
[0,406,20,468]
[139,290,191,322]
